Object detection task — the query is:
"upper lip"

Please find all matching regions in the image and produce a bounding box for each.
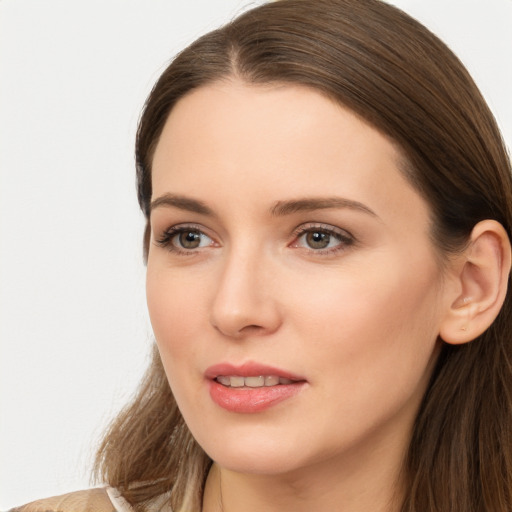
[205,361,306,381]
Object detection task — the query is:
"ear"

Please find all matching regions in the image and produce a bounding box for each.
[439,220,511,345]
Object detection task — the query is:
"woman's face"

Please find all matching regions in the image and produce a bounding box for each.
[147,81,451,477]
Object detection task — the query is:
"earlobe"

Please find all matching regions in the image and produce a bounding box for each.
[439,220,511,345]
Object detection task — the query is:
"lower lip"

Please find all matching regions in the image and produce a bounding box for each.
[208,380,306,413]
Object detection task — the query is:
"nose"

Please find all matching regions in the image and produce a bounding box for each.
[210,249,282,339]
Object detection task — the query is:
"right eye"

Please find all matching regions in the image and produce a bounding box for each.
[156,226,215,253]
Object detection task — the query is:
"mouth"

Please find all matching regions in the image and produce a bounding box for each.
[205,362,307,413]
[215,375,295,388]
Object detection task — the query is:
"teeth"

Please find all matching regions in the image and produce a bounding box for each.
[216,376,232,386]
[265,375,280,386]
[245,376,265,387]
[230,376,245,388]
[216,375,295,388]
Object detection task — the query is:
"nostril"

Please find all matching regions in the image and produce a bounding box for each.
[212,323,267,338]
[242,324,265,333]
[233,324,265,337]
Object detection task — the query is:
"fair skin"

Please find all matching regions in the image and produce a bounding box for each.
[145,81,510,512]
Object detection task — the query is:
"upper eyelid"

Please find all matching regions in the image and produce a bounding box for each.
[154,223,208,242]
[292,222,354,238]
[154,222,355,247]
[157,221,351,235]
[158,222,213,237]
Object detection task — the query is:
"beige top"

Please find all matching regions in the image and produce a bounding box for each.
[8,487,172,512]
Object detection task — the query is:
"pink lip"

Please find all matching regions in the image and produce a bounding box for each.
[205,361,307,414]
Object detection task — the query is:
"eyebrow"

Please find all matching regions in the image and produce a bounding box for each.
[150,193,377,218]
[150,193,214,216]
[270,197,378,217]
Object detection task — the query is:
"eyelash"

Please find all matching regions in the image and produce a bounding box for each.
[155,223,355,256]
[291,223,355,255]
[155,224,214,256]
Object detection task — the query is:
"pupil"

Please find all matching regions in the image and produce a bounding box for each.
[307,231,330,249]
[180,231,200,248]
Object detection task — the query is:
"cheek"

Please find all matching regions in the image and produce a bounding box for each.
[285,260,443,447]
[290,256,443,385]
[146,267,210,411]
[146,266,206,356]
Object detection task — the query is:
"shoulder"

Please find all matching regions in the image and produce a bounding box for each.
[8,487,132,512]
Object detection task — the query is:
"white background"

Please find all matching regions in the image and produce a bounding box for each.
[1,0,511,509]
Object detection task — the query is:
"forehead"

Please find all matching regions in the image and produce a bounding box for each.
[151,80,430,228]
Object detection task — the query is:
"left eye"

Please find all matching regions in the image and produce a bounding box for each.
[292,226,353,252]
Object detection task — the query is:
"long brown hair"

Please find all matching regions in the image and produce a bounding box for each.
[94,1,512,510]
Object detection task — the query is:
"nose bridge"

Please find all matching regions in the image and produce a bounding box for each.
[210,240,280,338]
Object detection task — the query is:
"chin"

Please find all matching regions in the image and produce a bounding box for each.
[213,451,300,476]
[199,433,307,476]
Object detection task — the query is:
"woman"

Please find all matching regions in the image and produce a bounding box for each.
[12,0,512,511]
